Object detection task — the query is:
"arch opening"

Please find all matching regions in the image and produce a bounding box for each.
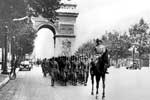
[33,27,55,59]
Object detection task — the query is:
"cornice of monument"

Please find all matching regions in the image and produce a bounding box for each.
[57,12,78,17]
[57,0,79,17]
[61,0,77,5]
[55,34,76,38]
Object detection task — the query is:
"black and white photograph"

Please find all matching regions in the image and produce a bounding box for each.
[0,0,150,100]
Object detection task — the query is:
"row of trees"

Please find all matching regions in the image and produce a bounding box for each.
[75,18,150,67]
[0,0,62,55]
[0,0,62,73]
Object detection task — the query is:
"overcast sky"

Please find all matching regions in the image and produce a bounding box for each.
[75,0,150,48]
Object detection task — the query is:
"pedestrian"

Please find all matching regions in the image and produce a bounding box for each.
[9,56,18,79]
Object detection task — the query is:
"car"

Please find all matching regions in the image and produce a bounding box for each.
[126,62,140,70]
[20,60,32,71]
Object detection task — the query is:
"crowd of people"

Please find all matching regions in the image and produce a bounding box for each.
[39,55,90,86]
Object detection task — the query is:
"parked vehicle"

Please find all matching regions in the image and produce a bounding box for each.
[126,62,140,70]
[20,60,32,71]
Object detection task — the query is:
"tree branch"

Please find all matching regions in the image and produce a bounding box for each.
[13,16,29,21]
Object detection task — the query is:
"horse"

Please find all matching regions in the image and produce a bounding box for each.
[90,49,109,99]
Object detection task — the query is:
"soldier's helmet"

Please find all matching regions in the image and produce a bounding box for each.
[84,56,88,60]
[96,38,102,44]
[71,55,74,60]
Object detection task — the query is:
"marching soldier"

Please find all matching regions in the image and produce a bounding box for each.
[83,56,90,86]
[70,56,78,85]
[41,58,47,77]
[64,57,70,79]
[51,57,59,86]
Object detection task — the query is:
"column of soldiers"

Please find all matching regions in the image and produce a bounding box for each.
[40,55,90,86]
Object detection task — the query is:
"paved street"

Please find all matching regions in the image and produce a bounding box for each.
[0,66,150,100]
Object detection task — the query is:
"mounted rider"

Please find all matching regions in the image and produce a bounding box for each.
[94,39,109,74]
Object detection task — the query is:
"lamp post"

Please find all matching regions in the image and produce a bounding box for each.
[129,43,138,67]
[1,25,9,74]
[132,45,135,65]
[129,45,135,66]
[11,36,16,65]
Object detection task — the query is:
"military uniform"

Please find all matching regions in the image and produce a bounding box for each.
[83,58,90,85]
[95,44,106,59]
[95,41,109,74]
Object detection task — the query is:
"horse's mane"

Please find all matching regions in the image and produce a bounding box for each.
[102,49,108,58]
[99,49,108,62]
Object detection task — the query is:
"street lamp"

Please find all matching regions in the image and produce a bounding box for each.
[1,25,9,74]
[129,45,135,65]
[12,36,16,60]
[128,43,138,67]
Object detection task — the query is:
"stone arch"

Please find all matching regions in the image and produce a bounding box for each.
[38,24,56,35]
[36,24,57,55]
[37,23,57,47]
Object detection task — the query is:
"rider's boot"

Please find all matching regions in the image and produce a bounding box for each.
[105,69,109,74]
[51,79,54,86]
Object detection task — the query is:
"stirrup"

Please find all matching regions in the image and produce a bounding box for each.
[105,71,109,74]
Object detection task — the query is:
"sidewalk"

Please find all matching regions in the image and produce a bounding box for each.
[0,68,19,89]
[0,70,10,89]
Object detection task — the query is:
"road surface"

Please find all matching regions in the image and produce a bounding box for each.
[0,65,150,100]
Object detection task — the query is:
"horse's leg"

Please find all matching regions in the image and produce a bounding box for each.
[71,73,74,85]
[73,72,76,86]
[75,73,77,85]
[51,73,54,86]
[91,74,94,95]
[102,74,106,98]
[64,72,67,86]
[81,71,84,84]
[72,73,74,85]
[84,72,87,86]
[96,75,101,99]
[86,72,89,84]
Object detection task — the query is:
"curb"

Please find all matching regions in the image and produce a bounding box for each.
[0,68,20,89]
[0,76,9,89]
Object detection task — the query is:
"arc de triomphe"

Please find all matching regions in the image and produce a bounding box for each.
[32,0,78,57]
